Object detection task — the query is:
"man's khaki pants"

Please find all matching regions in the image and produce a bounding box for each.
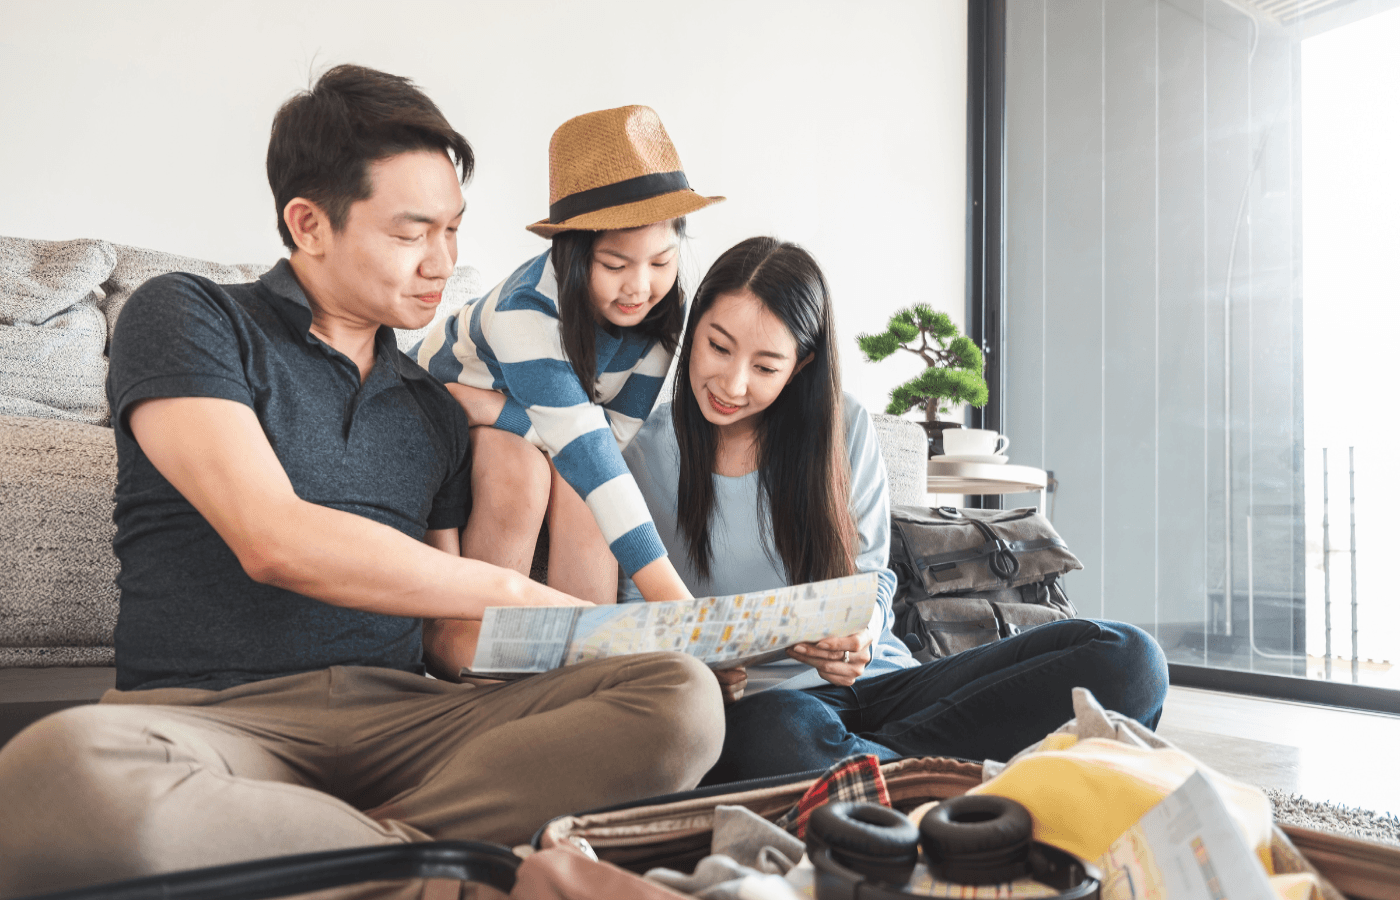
[0,652,724,898]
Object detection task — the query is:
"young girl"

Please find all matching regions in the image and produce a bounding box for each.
[620,236,1169,783]
[413,106,722,671]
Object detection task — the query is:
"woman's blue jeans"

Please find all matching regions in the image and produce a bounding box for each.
[703,618,1168,785]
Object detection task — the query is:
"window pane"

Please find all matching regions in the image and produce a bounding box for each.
[1002,0,1398,688]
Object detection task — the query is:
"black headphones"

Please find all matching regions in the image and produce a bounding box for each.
[806,796,1100,900]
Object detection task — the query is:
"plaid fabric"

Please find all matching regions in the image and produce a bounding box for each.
[775,754,892,839]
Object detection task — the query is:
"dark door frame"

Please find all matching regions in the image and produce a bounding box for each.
[965,0,1006,441]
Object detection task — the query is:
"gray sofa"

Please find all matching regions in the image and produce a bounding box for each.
[0,234,927,745]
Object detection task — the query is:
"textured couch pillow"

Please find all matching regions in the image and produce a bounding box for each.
[0,414,119,667]
[102,244,270,344]
[0,237,118,426]
[871,413,928,508]
[102,244,483,357]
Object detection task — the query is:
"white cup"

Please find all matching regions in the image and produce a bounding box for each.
[940,428,1009,458]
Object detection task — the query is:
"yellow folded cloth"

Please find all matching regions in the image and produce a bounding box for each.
[971,734,1274,874]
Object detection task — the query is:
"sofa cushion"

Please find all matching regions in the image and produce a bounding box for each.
[0,237,118,426]
[870,413,927,507]
[101,243,482,356]
[0,237,116,324]
[0,414,119,667]
[101,244,269,350]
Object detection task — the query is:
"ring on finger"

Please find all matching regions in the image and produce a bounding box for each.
[843,650,851,664]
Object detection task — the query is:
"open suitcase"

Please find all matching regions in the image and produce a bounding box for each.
[533,756,1400,900]
[16,756,1400,900]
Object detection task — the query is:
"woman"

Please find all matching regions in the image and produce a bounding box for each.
[620,236,1168,783]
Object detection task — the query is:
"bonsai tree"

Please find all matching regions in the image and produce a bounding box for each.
[856,305,988,421]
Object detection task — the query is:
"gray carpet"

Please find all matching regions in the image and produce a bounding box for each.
[1266,788,1400,846]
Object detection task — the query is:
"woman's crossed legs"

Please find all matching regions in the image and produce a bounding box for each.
[706,619,1168,784]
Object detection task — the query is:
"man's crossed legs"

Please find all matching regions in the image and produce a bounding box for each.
[0,652,723,897]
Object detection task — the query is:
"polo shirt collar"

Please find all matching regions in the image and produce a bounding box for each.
[259,258,411,379]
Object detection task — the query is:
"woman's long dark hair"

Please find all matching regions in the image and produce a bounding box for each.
[672,236,855,584]
[552,218,687,400]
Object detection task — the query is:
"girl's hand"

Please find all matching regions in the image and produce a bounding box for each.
[714,666,747,704]
[632,557,695,604]
[445,383,508,428]
[789,628,875,687]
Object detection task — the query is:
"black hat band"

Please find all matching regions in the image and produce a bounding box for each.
[549,171,691,224]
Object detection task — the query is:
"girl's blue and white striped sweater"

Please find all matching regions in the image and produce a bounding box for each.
[412,250,673,577]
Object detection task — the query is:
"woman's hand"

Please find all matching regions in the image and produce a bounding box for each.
[789,628,875,687]
[445,383,508,428]
[714,666,747,704]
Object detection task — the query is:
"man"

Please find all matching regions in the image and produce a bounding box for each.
[0,65,722,897]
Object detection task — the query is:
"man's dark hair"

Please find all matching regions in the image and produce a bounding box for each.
[267,64,474,251]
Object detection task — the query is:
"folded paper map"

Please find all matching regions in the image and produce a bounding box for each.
[461,573,878,680]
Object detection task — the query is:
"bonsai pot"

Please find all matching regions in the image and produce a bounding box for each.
[920,420,963,458]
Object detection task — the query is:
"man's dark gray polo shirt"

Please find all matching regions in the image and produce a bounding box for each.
[107,259,473,692]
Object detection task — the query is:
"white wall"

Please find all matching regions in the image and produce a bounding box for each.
[0,0,967,413]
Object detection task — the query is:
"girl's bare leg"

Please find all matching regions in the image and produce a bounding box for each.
[460,427,550,572]
[425,427,550,676]
[545,461,618,606]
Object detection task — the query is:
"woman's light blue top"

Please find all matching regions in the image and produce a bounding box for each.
[618,394,918,693]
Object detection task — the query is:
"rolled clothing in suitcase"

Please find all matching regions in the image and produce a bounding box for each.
[533,756,984,875]
[534,755,1400,900]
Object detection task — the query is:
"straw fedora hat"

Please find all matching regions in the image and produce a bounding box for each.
[527,105,724,238]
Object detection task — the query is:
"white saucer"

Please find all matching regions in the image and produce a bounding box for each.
[932,454,1010,465]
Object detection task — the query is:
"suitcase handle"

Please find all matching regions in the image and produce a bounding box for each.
[18,840,521,900]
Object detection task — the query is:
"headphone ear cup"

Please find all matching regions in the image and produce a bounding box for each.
[806,802,920,886]
[918,794,1034,885]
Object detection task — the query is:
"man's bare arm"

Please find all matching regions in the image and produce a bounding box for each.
[129,396,586,620]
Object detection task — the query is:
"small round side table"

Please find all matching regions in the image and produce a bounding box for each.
[925,459,1049,512]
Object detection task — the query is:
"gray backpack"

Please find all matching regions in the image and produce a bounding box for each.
[889,505,1083,662]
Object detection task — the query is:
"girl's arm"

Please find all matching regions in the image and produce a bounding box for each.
[442,378,693,605]
[483,289,679,591]
[416,257,680,591]
[630,556,692,604]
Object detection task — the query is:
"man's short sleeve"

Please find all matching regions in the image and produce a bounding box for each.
[426,416,473,531]
[107,273,254,441]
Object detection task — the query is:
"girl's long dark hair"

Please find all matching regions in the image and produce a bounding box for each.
[672,236,855,584]
[552,219,687,400]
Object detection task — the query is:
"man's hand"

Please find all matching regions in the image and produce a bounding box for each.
[789,628,875,687]
[714,666,747,704]
[445,383,508,428]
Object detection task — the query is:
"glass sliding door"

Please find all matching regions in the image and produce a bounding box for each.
[998,0,1399,692]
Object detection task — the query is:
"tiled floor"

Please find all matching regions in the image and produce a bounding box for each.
[1157,685,1400,816]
